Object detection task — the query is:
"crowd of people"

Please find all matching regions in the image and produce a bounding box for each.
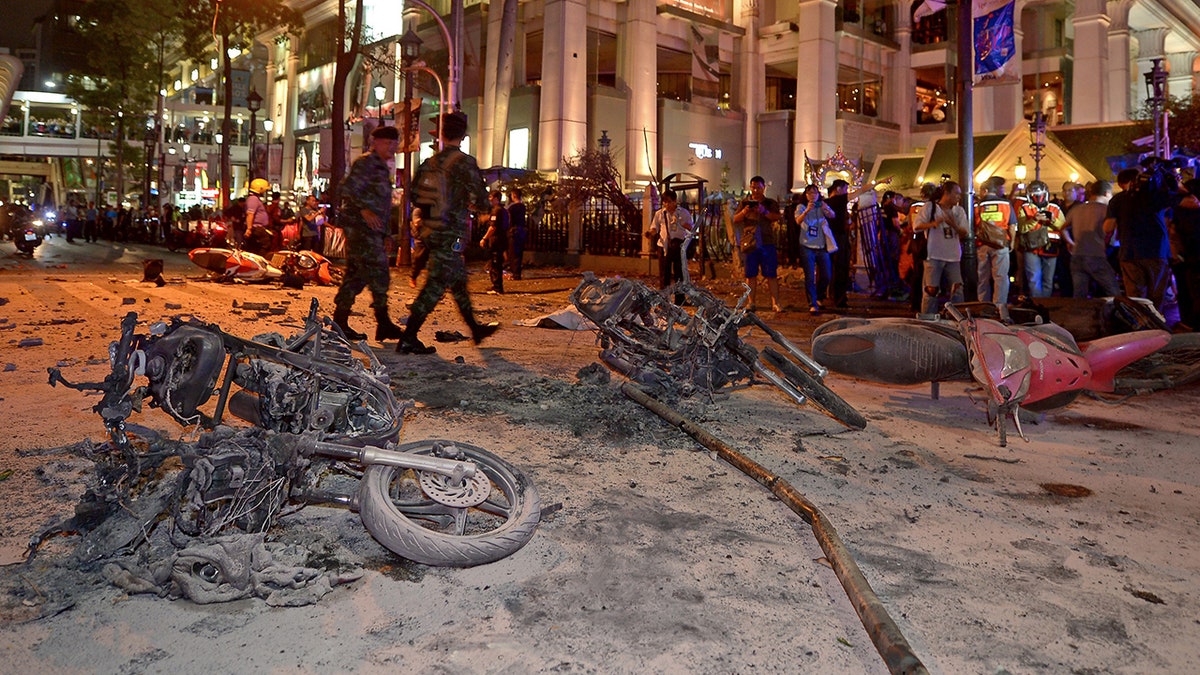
[896,168,1200,329]
[702,165,1200,331]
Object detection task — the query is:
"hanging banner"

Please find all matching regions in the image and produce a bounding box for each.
[398,99,423,154]
[690,24,720,101]
[973,0,1018,86]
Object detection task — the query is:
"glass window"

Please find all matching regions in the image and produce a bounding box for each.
[914,65,950,125]
[837,69,881,117]
[26,105,75,138]
[910,0,948,45]
[507,128,530,170]
[2,111,22,136]
[1023,72,1064,125]
[765,77,796,112]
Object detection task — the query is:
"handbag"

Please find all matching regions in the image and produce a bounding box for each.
[822,222,839,253]
[976,222,1008,249]
[740,225,758,254]
[1019,226,1049,252]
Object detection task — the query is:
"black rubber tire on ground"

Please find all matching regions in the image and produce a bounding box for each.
[1114,332,1200,393]
[358,440,541,567]
[761,347,867,430]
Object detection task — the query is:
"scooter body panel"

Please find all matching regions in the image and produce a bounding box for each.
[1081,330,1172,392]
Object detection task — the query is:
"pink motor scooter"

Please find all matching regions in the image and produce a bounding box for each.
[943,304,1171,445]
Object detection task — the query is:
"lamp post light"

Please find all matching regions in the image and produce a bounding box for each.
[1028,111,1046,182]
[1144,58,1169,160]
[246,87,263,178]
[374,82,387,126]
[1013,156,1026,183]
[263,119,274,182]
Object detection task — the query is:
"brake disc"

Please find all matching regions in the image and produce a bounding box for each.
[418,469,491,507]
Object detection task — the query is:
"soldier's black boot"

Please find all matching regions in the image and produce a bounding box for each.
[466,317,500,345]
[374,307,405,341]
[397,315,436,355]
[333,308,367,341]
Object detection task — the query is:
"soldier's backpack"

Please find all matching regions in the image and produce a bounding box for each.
[413,149,465,224]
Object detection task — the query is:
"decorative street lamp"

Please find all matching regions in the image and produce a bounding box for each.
[1144,58,1169,160]
[1013,156,1026,183]
[1028,111,1046,181]
[246,87,263,178]
[374,82,387,126]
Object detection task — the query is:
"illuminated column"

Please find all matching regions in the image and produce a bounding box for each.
[621,0,657,185]
[479,2,502,166]
[283,52,299,192]
[1105,0,1133,122]
[537,0,589,172]
[793,0,837,177]
[1070,0,1109,124]
[737,0,763,183]
[1166,51,1197,100]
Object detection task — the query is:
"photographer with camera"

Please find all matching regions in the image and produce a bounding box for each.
[1102,162,1194,311]
[1016,181,1065,298]
[733,176,783,312]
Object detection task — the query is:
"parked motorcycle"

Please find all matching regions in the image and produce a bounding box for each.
[14,221,43,255]
[45,300,541,566]
[571,273,866,429]
[810,302,1175,445]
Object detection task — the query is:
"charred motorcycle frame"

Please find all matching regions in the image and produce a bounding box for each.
[44,300,540,567]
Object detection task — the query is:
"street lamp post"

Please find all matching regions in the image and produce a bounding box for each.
[397,24,423,268]
[246,87,263,179]
[263,119,274,183]
[1028,111,1047,182]
[1144,58,1169,160]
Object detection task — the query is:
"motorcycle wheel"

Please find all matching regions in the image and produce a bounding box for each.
[760,347,867,430]
[1114,333,1200,392]
[359,440,541,566]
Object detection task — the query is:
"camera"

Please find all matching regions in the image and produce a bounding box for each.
[1136,156,1184,193]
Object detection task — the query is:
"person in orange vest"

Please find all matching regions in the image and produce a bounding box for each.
[1017,180,1066,297]
[974,176,1018,307]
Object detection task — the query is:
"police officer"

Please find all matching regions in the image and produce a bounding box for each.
[332,125,405,342]
[398,111,499,355]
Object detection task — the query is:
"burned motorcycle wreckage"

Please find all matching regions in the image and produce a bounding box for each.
[570,273,866,430]
[40,300,540,597]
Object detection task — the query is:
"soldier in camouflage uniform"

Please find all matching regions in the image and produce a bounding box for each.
[333,125,405,342]
[398,111,499,354]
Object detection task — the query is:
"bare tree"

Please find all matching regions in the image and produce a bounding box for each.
[554,148,642,227]
[180,0,302,209]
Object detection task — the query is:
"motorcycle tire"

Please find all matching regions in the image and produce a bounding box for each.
[359,440,541,566]
[761,347,867,430]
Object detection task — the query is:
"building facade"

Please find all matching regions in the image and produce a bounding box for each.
[246,0,1199,199]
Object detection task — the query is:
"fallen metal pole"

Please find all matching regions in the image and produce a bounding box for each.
[621,382,928,675]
